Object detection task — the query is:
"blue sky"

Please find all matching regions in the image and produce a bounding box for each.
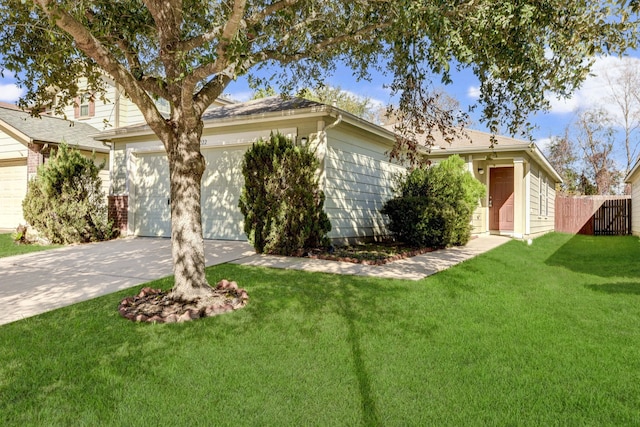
[223,52,640,155]
[1,52,639,158]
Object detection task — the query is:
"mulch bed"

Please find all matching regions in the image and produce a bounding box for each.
[119,279,249,323]
[306,245,437,266]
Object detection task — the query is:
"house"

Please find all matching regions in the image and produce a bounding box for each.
[624,159,640,236]
[96,97,405,243]
[0,105,109,230]
[424,130,561,238]
[96,96,561,243]
[1,76,562,241]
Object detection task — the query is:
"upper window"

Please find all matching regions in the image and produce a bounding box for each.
[74,93,95,119]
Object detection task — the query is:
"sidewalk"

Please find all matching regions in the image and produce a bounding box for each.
[232,235,510,280]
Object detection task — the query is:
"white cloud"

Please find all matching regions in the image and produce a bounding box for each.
[547,55,640,120]
[0,83,23,102]
[225,90,253,102]
[467,85,481,99]
[535,137,553,153]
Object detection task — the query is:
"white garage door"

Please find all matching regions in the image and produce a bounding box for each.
[133,146,247,240]
[133,153,171,237]
[201,146,246,240]
[0,159,27,230]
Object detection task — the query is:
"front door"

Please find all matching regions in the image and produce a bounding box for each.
[489,167,514,231]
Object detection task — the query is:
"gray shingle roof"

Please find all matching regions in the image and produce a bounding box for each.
[0,107,107,152]
[201,96,326,121]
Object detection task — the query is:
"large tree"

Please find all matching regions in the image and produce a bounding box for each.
[0,1,637,302]
[602,57,640,174]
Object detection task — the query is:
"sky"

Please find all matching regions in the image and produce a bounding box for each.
[1,51,638,158]
[221,53,640,162]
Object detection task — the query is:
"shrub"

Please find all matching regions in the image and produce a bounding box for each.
[381,155,485,247]
[22,143,115,244]
[239,133,331,255]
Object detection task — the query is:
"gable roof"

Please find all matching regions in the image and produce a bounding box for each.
[0,106,107,152]
[625,156,640,183]
[97,96,379,140]
[383,124,561,182]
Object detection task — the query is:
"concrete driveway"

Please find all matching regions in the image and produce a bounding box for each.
[0,238,254,326]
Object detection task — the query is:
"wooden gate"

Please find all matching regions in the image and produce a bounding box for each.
[555,196,631,235]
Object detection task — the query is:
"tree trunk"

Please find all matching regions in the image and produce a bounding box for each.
[166,122,212,301]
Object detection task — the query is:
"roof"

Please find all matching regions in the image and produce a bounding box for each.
[201,96,325,120]
[96,96,344,139]
[384,124,561,182]
[625,156,640,183]
[0,106,107,153]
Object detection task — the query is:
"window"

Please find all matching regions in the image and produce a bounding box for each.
[74,93,95,119]
[545,179,549,217]
[539,175,545,216]
[80,94,90,117]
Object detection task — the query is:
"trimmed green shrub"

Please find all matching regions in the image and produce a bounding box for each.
[381,155,485,247]
[22,143,115,244]
[239,133,331,255]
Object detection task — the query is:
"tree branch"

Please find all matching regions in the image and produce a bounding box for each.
[259,22,391,64]
[34,0,167,133]
[246,0,300,26]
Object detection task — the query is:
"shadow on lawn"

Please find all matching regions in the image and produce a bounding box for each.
[545,234,640,279]
[0,265,433,424]
[585,282,640,295]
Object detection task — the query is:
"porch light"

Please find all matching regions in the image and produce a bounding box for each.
[477,167,484,175]
[300,136,308,145]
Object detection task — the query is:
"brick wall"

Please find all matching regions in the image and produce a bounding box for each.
[108,195,128,235]
[27,143,44,175]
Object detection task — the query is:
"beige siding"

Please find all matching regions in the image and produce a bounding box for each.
[0,159,27,229]
[529,163,555,235]
[0,131,27,160]
[324,128,404,241]
[632,176,640,236]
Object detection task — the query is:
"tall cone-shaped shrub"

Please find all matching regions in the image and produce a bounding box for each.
[239,133,331,255]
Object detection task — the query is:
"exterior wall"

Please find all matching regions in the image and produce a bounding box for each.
[114,117,317,238]
[529,162,556,236]
[0,130,28,160]
[108,195,128,235]
[60,80,120,130]
[631,174,640,236]
[323,126,404,242]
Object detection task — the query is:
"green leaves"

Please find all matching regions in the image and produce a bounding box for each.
[239,133,331,255]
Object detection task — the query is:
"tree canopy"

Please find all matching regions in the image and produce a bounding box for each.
[0,0,637,300]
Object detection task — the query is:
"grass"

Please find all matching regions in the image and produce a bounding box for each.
[2,233,640,425]
[0,233,60,258]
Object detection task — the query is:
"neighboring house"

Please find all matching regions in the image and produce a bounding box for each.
[55,75,236,131]
[423,130,561,238]
[625,158,640,236]
[96,97,405,243]
[0,105,109,230]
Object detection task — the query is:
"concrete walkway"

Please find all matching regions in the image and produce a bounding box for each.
[0,235,509,326]
[233,235,510,280]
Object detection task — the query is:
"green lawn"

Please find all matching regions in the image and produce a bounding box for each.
[0,233,59,258]
[1,233,640,425]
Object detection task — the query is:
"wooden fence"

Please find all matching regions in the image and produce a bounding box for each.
[555,196,632,235]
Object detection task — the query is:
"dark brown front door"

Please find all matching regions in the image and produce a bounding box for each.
[489,167,514,231]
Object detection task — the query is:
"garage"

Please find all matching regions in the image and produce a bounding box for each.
[132,145,247,240]
[0,159,27,230]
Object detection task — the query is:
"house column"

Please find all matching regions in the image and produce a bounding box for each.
[513,157,526,238]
